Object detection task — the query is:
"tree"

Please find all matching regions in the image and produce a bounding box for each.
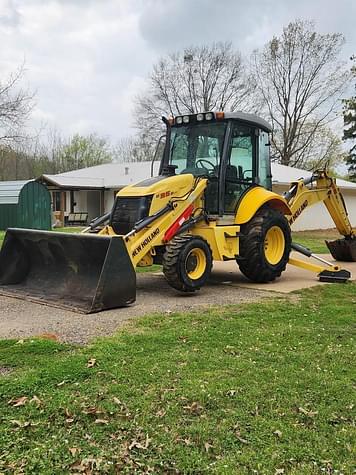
[114,133,164,163]
[343,56,356,180]
[296,124,345,171]
[135,42,254,141]
[0,64,35,146]
[252,19,349,169]
[59,133,113,171]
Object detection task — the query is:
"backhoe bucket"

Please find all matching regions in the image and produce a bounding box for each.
[0,229,136,313]
[326,237,356,262]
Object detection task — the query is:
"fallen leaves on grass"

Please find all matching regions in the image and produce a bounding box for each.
[155,408,166,418]
[183,401,204,416]
[297,406,318,417]
[9,419,40,429]
[10,419,30,428]
[129,434,151,451]
[64,408,75,424]
[8,396,28,407]
[8,395,43,408]
[223,345,239,356]
[204,442,214,453]
[225,389,240,397]
[68,447,81,457]
[87,358,97,368]
[30,395,42,407]
[82,406,104,416]
[175,437,193,446]
[94,419,109,425]
[70,457,102,473]
[113,397,132,419]
[232,424,248,444]
[178,336,189,343]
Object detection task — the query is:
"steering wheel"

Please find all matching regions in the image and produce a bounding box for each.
[196,159,215,171]
[242,169,253,181]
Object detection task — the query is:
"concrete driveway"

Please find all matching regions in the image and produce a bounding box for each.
[212,253,356,292]
[0,253,354,344]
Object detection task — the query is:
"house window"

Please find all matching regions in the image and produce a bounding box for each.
[52,191,66,211]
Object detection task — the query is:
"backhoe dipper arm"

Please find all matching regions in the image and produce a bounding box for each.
[285,171,354,238]
[284,170,356,267]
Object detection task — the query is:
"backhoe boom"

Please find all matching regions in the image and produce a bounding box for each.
[285,170,356,261]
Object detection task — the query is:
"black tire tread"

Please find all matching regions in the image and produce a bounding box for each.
[163,234,212,292]
[238,207,291,283]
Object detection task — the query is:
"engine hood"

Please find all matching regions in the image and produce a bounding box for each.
[117,173,196,198]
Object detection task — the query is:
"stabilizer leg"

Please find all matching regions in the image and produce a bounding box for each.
[289,242,351,283]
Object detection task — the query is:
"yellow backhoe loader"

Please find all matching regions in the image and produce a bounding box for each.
[0,111,355,313]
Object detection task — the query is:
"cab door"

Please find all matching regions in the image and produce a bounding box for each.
[222,122,256,214]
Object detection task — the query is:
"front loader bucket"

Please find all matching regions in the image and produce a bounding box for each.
[0,229,136,313]
[326,237,356,262]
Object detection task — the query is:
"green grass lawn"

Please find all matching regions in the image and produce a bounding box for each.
[292,229,340,254]
[0,284,355,474]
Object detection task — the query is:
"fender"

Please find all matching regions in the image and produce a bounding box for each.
[235,186,291,225]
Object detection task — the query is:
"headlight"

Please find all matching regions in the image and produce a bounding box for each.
[205,112,214,120]
[196,113,204,121]
[176,116,183,125]
[183,115,190,123]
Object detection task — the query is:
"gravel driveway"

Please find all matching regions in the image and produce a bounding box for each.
[0,270,274,344]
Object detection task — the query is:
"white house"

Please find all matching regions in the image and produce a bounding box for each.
[39,161,356,231]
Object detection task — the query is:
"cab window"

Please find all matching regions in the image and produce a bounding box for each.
[224,124,255,213]
[258,131,272,190]
[169,122,226,176]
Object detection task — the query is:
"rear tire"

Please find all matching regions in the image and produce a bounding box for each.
[163,235,213,292]
[238,207,291,283]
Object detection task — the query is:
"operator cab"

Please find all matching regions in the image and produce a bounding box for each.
[160,111,272,216]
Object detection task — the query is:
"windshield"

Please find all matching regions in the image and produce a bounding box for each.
[169,122,227,177]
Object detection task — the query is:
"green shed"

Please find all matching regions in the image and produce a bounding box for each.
[0,180,51,231]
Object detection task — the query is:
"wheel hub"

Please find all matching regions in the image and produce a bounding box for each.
[185,248,206,280]
[264,226,285,265]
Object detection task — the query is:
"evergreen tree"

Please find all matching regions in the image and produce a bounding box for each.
[343,56,356,180]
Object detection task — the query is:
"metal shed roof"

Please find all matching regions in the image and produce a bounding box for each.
[0,180,32,205]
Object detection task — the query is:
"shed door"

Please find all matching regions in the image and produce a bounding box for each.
[17,182,51,230]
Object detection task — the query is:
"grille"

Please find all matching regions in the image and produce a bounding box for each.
[110,196,152,235]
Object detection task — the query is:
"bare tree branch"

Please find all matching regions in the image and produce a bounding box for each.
[0,63,35,147]
[252,20,349,168]
[135,42,253,143]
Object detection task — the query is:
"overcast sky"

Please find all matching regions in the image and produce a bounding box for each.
[1,0,355,143]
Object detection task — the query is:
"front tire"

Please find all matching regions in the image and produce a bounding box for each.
[163,235,213,292]
[238,207,291,283]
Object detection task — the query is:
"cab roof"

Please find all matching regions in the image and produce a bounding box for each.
[223,111,272,133]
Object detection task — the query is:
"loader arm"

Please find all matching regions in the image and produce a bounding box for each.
[99,177,208,267]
